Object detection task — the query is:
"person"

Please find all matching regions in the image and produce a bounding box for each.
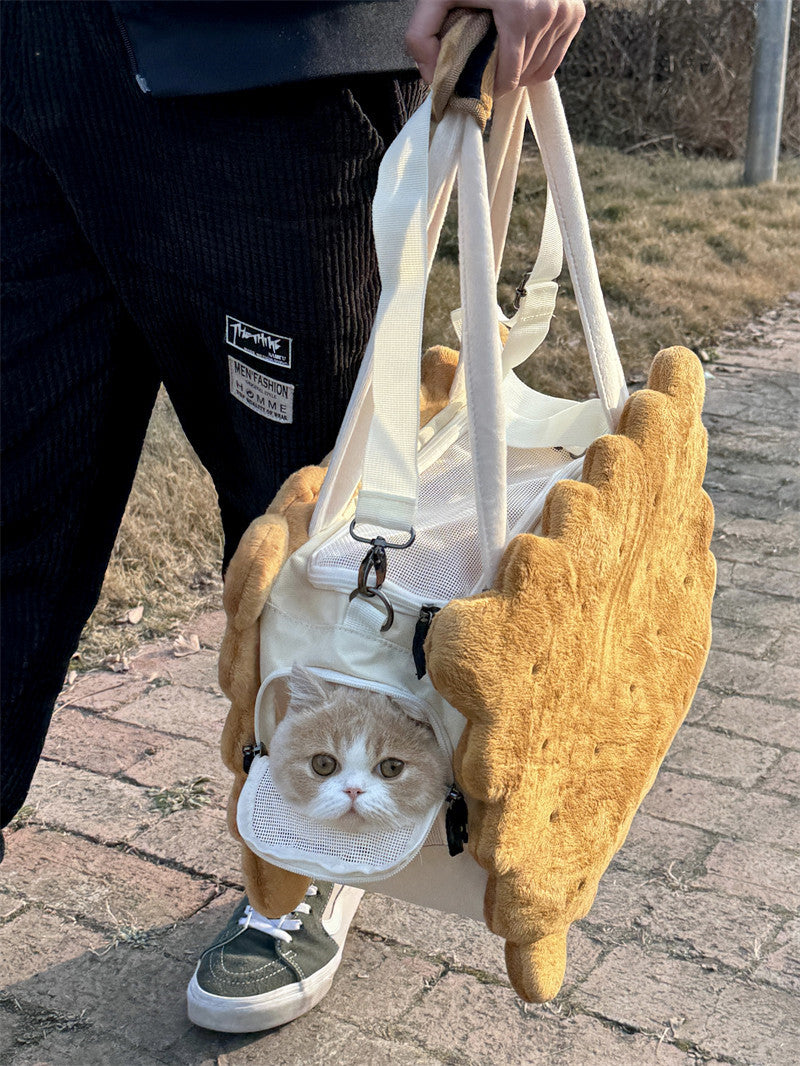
[0,0,585,1033]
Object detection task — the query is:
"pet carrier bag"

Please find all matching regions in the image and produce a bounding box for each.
[225,52,716,1003]
[233,78,621,876]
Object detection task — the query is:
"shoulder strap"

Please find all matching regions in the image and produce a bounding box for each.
[311,82,628,570]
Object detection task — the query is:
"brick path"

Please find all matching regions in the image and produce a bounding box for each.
[2,298,798,1065]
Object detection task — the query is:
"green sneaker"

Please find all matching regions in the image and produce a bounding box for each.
[186,882,364,1033]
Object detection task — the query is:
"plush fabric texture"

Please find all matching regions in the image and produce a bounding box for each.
[419,344,461,426]
[430,9,496,131]
[424,346,716,1002]
[218,349,457,917]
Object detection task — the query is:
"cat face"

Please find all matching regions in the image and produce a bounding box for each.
[268,667,451,833]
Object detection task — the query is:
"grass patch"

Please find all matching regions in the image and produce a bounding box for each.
[80,146,800,664]
[6,805,36,831]
[93,904,155,953]
[148,777,213,815]
[424,145,800,399]
[76,392,224,669]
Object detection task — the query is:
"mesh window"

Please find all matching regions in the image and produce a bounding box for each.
[250,760,426,875]
[312,425,580,603]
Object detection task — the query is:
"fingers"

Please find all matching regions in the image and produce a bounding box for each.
[405,0,585,92]
[521,25,580,86]
[493,37,527,98]
[493,1,557,96]
[497,1,586,95]
[404,0,454,84]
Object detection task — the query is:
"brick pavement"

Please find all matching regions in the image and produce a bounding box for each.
[1,298,798,1065]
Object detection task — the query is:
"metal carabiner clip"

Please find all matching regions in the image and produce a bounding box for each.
[349,520,415,550]
[347,520,415,633]
[357,541,388,591]
[514,265,534,311]
[348,585,395,632]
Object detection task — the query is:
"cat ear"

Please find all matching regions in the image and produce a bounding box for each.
[386,696,432,730]
[287,665,332,709]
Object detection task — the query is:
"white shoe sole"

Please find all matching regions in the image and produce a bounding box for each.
[186,884,364,1033]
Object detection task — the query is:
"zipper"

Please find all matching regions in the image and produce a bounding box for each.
[412,604,440,679]
[111,6,151,93]
[242,742,266,773]
[445,784,469,856]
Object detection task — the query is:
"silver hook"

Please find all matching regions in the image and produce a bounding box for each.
[348,585,395,632]
[514,266,534,310]
[349,520,415,550]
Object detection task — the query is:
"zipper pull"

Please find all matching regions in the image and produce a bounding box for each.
[412,604,440,679]
[242,742,265,773]
[445,784,469,856]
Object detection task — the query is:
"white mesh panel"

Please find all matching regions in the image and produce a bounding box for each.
[247,758,437,879]
[312,424,581,603]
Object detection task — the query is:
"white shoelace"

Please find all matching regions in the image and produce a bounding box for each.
[237,884,319,944]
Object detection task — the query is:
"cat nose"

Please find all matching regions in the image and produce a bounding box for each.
[344,787,364,801]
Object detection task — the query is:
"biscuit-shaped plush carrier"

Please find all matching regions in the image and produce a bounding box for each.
[218,342,715,1002]
[426,345,716,1001]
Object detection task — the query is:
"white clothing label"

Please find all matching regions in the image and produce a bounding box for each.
[225,315,292,368]
[228,356,294,424]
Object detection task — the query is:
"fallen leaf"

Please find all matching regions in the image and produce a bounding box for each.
[102,654,131,673]
[173,633,201,658]
[115,604,145,625]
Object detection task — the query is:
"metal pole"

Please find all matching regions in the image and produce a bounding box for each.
[744,0,792,185]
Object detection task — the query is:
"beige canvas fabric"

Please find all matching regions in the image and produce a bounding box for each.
[430,9,496,131]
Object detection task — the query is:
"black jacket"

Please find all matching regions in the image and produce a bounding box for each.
[110,1,419,97]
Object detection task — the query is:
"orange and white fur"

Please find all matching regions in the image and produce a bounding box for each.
[268,665,451,833]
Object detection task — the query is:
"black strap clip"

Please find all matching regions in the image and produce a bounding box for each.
[445,784,469,857]
[242,742,266,773]
[412,603,440,679]
[514,265,534,310]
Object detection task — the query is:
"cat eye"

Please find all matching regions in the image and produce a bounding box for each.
[378,758,404,779]
[311,753,338,776]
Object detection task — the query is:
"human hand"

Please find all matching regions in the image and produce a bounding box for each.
[405,0,585,94]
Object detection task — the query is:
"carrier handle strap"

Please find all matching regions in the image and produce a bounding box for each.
[528,80,628,422]
[457,113,508,579]
[448,87,563,394]
[348,95,432,533]
[315,90,559,542]
[312,82,628,564]
[308,105,468,540]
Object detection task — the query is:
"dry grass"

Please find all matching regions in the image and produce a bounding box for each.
[424,145,800,398]
[76,391,224,669]
[79,146,800,665]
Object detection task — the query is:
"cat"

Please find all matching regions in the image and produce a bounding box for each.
[268,665,451,834]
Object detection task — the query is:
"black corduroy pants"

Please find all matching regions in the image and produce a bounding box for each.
[0,0,426,827]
